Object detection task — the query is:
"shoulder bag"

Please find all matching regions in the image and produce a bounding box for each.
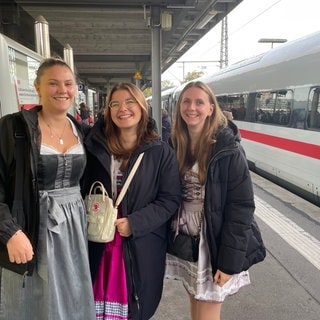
[85,153,144,243]
[167,205,203,262]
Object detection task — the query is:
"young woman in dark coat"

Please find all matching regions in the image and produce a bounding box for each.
[81,82,181,320]
[166,81,266,320]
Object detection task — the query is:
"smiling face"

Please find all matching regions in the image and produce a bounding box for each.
[180,86,214,132]
[34,65,76,113]
[109,89,142,132]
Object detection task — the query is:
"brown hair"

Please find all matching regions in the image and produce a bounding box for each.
[171,81,227,184]
[104,82,159,158]
[34,57,75,85]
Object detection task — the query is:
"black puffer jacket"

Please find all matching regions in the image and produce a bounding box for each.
[81,117,181,320]
[204,122,266,275]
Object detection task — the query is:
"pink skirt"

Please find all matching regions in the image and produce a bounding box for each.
[93,229,129,320]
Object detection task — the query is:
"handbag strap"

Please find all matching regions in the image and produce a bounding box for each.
[114,152,144,208]
[88,181,107,200]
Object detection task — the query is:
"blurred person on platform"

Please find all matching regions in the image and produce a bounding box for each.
[222,110,233,121]
[161,108,172,143]
[80,101,90,125]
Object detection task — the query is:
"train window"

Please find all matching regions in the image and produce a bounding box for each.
[256,90,292,125]
[307,87,320,130]
[217,94,247,120]
[274,90,292,125]
[217,96,228,110]
[245,93,256,121]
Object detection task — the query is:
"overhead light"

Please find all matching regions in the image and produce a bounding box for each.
[258,38,287,43]
[176,41,188,52]
[196,11,218,30]
[161,12,172,31]
[258,38,287,48]
[165,57,172,64]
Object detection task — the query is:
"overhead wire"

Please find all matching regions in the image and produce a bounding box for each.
[197,0,284,59]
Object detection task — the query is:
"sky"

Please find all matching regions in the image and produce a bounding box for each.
[162,0,320,84]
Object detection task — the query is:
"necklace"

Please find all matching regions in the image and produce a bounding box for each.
[41,114,68,145]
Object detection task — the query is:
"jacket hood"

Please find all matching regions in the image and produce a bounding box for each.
[228,120,241,143]
[214,121,241,154]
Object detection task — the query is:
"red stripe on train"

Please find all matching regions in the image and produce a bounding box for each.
[240,129,320,159]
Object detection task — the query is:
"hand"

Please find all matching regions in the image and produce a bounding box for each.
[115,218,132,237]
[213,269,232,287]
[6,230,34,264]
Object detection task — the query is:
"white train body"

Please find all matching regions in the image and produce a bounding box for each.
[163,31,320,206]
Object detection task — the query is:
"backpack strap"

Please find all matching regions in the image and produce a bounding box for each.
[13,115,25,202]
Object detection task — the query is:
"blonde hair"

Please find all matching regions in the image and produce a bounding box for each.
[171,81,227,184]
[104,82,158,158]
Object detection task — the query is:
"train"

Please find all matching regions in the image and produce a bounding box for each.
[155,31,320,206]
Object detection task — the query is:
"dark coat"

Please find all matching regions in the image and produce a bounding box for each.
[0,106,84,275]
[204,122,266,275]
[81,117,181,320]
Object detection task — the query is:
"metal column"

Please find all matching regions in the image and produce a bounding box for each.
[151,6,162,136]
[63,43,74,72]
[34,15,50,58]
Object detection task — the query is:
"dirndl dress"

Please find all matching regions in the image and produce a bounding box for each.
[93,162,129,320]
[0,140,96,319]
[165,163,250,303]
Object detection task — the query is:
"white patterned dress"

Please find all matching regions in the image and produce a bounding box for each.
[165,163,250,302]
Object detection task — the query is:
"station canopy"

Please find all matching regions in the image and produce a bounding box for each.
[3,0,243,91]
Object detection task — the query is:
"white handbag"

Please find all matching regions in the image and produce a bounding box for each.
[85,153,144,243]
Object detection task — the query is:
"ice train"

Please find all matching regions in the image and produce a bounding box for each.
[158,31,320,206]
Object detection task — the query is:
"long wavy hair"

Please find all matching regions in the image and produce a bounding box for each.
[171,81,227,184]
[104,82,159,158]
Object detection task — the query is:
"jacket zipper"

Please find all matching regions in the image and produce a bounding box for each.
[122,153,145,319]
